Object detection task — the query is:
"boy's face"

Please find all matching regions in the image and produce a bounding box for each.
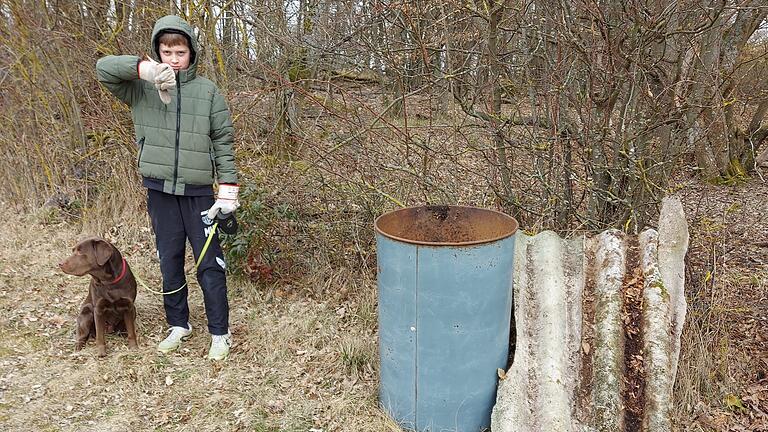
[159,42,190,71]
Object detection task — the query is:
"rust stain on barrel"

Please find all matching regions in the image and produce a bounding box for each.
[375,205,518,246]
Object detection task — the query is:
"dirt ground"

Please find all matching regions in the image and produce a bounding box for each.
[0,175,766,432]
[0,216,397,431]
[674,174,768,431]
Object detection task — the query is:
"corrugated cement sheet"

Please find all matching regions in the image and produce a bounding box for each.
[492,197,689,432]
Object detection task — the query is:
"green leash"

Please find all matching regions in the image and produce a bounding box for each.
[135,222,219,296]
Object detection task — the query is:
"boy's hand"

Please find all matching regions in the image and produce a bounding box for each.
[154,79,174,104]
[139,58,173,83]
[207,184,240,219]
[139,58,175,104]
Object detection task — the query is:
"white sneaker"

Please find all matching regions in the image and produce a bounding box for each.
[157,324,192,354]
[207,332,232,361]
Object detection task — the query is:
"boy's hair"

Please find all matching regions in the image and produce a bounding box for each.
[158,32,188,48]
[155,30,195,64]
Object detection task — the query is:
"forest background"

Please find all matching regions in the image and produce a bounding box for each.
[0,0,767,431]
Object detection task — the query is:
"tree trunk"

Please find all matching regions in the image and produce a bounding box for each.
[222,1,234,67]
[86,0,109,40]
[386,8,406,118]
[484,0,516,213]
[687,2,768,179]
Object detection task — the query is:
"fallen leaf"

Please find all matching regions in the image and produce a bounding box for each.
[725,393,748,413]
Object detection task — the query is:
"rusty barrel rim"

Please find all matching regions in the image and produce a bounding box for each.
[374,205,519,247]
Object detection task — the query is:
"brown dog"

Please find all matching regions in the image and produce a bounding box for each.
[59,237,138,357]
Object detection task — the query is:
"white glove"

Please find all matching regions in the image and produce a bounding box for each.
[207,184,240,219]
[138,59,175,104]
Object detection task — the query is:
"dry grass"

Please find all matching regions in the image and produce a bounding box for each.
[671,177,768,431]
[1,180,767,432]
[0,212,398,432]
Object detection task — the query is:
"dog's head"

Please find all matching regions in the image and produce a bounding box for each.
[59,237,116,276]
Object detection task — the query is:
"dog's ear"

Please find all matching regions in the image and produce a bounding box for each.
[92,239,114,267]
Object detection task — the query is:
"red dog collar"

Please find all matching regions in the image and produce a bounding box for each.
[111,258,127,284]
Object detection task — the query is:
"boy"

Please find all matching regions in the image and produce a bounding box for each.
[96,15,238,360]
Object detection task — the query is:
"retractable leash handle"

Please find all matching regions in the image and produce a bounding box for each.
[136,221,219,296]
[215,212,238,235]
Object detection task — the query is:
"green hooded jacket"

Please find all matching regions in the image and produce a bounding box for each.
[96,15,237,195]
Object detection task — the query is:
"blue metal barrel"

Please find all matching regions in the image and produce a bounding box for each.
[375,205,518,432]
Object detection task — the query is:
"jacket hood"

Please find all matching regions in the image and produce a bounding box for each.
[151,15,198,81]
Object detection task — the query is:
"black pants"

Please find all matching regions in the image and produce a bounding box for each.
[147,189,229,335]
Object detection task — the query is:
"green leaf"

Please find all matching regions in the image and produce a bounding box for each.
[724,393,748,413]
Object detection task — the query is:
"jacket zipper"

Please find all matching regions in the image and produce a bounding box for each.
[172,73,181,194]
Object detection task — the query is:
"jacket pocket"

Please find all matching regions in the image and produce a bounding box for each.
[209,150,216,181]
[208,136,216,181]
[137,137,146,166]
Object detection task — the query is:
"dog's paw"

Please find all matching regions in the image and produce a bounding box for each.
[97,346,107,357]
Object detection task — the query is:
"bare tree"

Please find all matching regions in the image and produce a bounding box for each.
[1,0,766,230]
